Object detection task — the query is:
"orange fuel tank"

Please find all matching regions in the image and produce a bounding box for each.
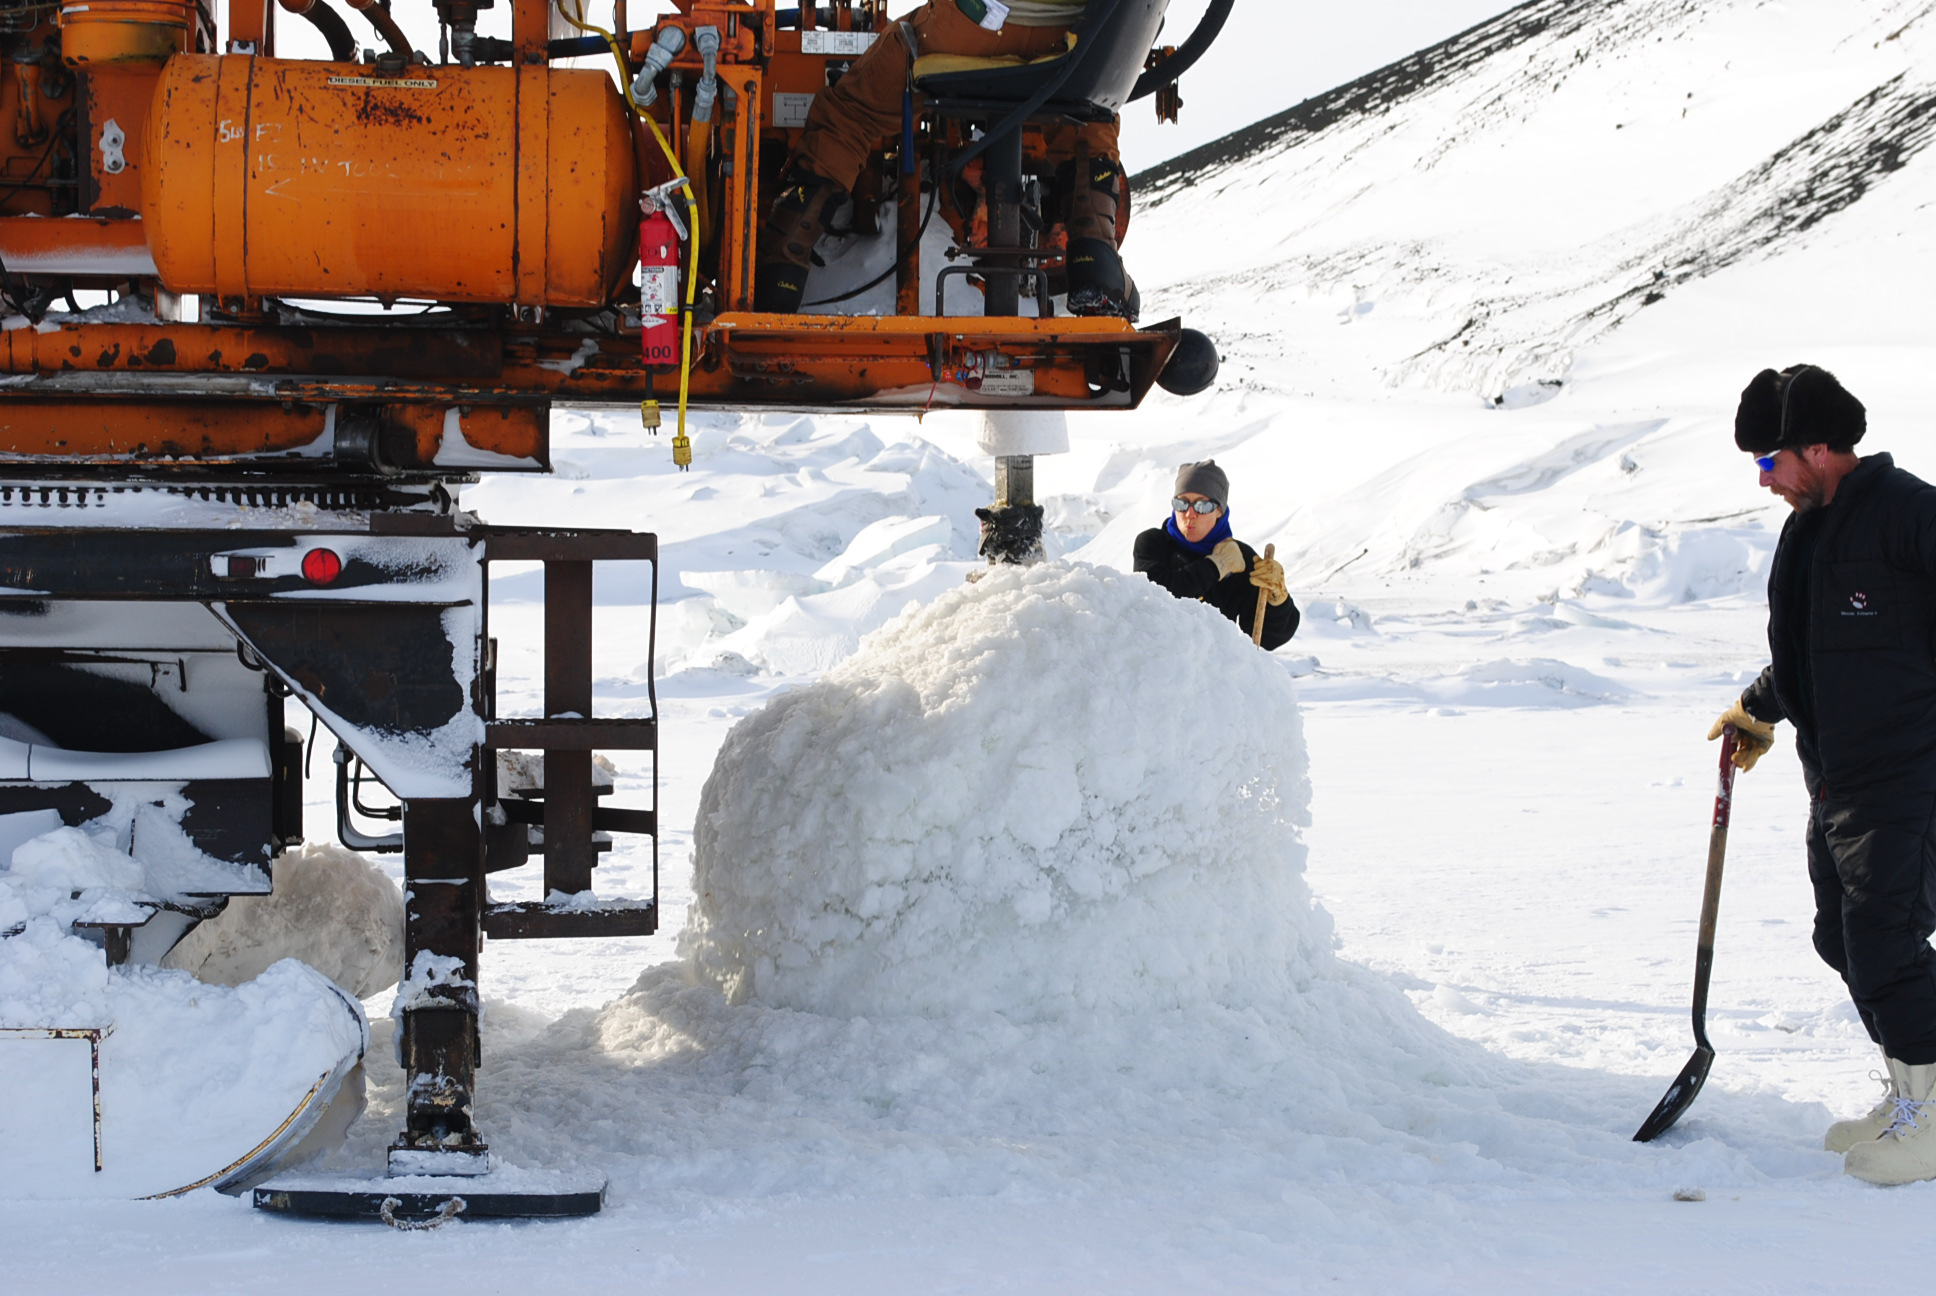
[142,55,637,307]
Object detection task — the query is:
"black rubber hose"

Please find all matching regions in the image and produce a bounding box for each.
[299,0,358,63]
[355,0,414,59]
[802,180,938,308]
[1128,0,1234,102]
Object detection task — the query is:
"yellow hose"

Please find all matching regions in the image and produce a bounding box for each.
[561,0,700,468]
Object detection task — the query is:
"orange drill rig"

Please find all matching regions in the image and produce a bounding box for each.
[0,0,1230,1219]
[0,0,1225,472]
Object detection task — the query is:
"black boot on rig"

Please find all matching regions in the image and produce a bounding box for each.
[754,166,849,313]
[1065,238,1140,321]
[1059,146,1138,321]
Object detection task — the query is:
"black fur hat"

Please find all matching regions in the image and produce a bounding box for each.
[1734,364,1866,453]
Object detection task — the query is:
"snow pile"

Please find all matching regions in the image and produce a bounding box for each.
[444,565,1816,1211]
[162,843,406,1000]
[1,825,148,937]
[681,562,1321,1018]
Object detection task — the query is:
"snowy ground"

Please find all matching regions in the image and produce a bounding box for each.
[15,0,1936,1289]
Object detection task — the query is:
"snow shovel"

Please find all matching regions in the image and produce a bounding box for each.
[1251,544,1276,647]
[1633,727,1740,1142]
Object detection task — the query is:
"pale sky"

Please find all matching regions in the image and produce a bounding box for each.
[1118,0,1518,166]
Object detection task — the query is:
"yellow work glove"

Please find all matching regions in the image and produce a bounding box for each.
[1209,538,1246,579]
[1707,699,1776,771]
[1249,554,1289,606]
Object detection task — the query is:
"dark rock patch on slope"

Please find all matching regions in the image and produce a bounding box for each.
[1135,0,1606,203]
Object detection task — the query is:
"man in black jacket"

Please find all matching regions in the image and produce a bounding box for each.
[1707,364,1936,1183]
[1133,460,1298,650]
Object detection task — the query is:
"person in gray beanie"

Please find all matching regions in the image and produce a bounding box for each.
[1705,363,1936,1184]
[1132,460,1298,649]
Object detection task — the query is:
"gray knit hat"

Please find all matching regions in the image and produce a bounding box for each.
[1173,460,1229,508]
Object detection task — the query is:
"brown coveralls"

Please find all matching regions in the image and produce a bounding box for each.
[792,0,1118,203]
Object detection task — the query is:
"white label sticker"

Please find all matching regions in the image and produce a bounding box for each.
[326,76,440,90]
[637,265,678,316]
[801,30,879,56]
[772,92,816,129]
[975,368,1035,396]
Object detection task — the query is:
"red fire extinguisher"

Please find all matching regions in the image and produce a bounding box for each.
[639,186,688,367]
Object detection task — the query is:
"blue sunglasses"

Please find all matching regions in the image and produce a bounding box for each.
[1755,451,1780,472]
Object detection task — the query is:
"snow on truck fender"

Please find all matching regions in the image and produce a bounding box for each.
[206,533,486,801]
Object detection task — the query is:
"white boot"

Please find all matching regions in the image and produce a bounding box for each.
[1844,1059,1936,1185]
[1825,1054,1901,1153]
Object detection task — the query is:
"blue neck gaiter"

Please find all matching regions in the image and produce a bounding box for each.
[1164,509,1232,557]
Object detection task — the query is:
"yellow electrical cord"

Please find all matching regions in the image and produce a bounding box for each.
[560,0,701,468]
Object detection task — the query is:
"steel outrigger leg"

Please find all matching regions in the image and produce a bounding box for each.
[251,528,653,1224]
[255,789,607,1223]
[391,797,487,1174]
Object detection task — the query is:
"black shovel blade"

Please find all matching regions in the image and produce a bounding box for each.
[1632,1044,1715,1142]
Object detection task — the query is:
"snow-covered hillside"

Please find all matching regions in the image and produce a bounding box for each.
[1136,0,1936,400]
[15,1,1936,1292]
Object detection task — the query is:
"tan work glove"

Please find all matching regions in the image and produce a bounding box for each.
[1209,538,1246,579]
[1707,699,1776,771]
[1249,553,1289,606]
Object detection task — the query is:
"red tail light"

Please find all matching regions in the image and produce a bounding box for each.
[301,548,343,585]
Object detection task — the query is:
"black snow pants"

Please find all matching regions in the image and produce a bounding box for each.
[1808,781,1936,1065]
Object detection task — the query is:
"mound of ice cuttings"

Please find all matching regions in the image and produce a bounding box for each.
[682,561,1323,1019]
[497,563,1812,1204]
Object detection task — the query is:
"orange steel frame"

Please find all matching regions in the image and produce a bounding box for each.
[0,0,1181,474]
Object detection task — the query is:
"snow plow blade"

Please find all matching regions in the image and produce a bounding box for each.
[0,976,367,1199]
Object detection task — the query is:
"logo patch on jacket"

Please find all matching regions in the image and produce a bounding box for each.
[1846,591,1874,616]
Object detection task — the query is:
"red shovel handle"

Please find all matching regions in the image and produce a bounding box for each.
[1714,727,1739,831]
[1688,726,1741,1041]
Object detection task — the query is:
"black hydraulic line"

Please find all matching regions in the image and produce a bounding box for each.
[295,0,358,62]
[0,132,64,321]
[1128,0,1234,102]
[802,180,938,308]
[353,0,414,59]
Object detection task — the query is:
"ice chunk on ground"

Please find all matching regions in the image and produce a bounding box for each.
[682,560,1322,1019]
[162,842,405,1000]
[812,514,954,586]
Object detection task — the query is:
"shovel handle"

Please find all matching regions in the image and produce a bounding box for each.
[1632,730,1740,1141]
[1689,728,1739,1048]
[1251,543,1275,647]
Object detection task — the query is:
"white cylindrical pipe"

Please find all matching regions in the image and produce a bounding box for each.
[977,409,1069,458]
